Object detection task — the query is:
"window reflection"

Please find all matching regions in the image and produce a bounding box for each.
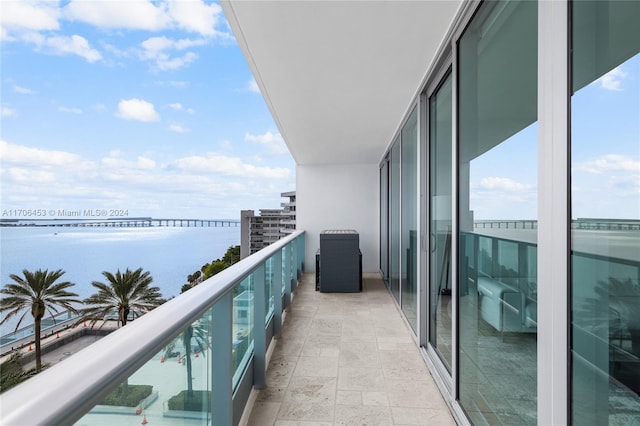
[458,1,538,424]
[571,1,640,423]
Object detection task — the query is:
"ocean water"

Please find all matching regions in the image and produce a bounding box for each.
[0,225,239,335]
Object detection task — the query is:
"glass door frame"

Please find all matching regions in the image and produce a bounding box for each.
[420,56,456,396]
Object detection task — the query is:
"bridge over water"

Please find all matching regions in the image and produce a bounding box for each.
[0,218,240,228]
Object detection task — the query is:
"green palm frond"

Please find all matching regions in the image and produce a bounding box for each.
[79,267,164,328]
[1,269,80,370]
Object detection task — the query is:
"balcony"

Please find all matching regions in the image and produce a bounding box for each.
[0,230,452,425]
[245,273,454,425]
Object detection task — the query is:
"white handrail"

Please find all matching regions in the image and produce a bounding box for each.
[0,230,304,426]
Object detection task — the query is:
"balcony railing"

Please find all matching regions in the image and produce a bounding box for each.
[0,230,305,426]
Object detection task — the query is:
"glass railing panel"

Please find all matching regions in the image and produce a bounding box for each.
[265,256,275,321]
[74,308,214,425]
[232,275,254,390]
[478,235,493,277]
[281,247,287,295]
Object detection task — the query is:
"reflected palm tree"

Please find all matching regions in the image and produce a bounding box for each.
[578,277,640,356]
[164,318,210,395]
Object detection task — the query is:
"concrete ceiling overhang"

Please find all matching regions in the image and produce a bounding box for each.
[221,0,463,165]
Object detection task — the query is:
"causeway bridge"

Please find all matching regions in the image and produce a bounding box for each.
[0,218,240,228]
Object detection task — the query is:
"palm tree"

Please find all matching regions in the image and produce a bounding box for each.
[0,269,80,370]
[80,268,164,328]
[1,352,39,393]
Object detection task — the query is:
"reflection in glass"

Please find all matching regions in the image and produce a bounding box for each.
[74,309,214,425]
[401,108,418,331]
[458,0,537,424]
[380,161,390,283]
[571,1,640,423]
[232,276,254,390]
[390,139,401,302]
[266,256,274,320]
[429,71,453,371]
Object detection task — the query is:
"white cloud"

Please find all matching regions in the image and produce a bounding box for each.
[0,140,294,218]
[25,33,102,62]
[245,131,289,155]
[600,67,627,91]
[168,103,195,114]
[169,124,190,133]
[247,77,260,94]
[573,154,640,174]
[478,177,533,192]
[116,98,160,122]
[63,0,170,32]
[166,0,223,36]
[58,106,83,114]
[101,155,156,170]
[170,153,291,179]
[1,107,17,117]
[14,85,35,94]
[6,167,56,184]
[140,36,204,71]
[47,34,102,62]
[0,1,60,33]
[63,0,227,38]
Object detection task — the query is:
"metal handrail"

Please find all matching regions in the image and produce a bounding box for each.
[0,230,304,426]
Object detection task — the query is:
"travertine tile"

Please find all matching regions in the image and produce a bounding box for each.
[247,401,281,426]
[363,391,389,406]
[284,376,337,404]
[390,407,456,425]
[336,390,363,405]
[277,401,334,422]
[334,404,394,425]
[337,367,386,391]
[244,274,454,426]
[293,356,339,378]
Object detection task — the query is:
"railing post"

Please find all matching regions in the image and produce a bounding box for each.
[283,246,292,309]
[211,292,233,426]
[253,264,267,389]
[297,234,305,276]
[273,250,283,337]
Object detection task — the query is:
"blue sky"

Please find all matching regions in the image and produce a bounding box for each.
[1,0,295,220]
[1,1,638,222]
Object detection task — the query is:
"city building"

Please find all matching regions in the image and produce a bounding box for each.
[1,1,638,425]
[240,191,297,259]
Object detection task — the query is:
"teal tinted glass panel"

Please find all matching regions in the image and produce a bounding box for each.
[266,256,274,320]
[380,161,390,282]
[75,309,214,425]
[570,1,640,423]
[232,276,254,390]
[458,1,538,424]
[401,108,418,331]
[429,71,453,372]
[390,139,401,301]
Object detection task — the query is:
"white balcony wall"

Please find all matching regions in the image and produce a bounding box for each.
[297,163,379,273]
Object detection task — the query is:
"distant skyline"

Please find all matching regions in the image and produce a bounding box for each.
[1,0,295,220]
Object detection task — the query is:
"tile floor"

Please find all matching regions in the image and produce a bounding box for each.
[245,272,456,426]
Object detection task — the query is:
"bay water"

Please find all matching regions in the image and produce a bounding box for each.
[0,225,239,336]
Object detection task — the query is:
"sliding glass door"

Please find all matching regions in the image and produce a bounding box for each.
[458,1,538,424]
[428,71,453,373]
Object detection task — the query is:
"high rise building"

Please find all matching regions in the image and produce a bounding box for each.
[240,191,296,259]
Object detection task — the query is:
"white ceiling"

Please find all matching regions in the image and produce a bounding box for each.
[221,0,463,165]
